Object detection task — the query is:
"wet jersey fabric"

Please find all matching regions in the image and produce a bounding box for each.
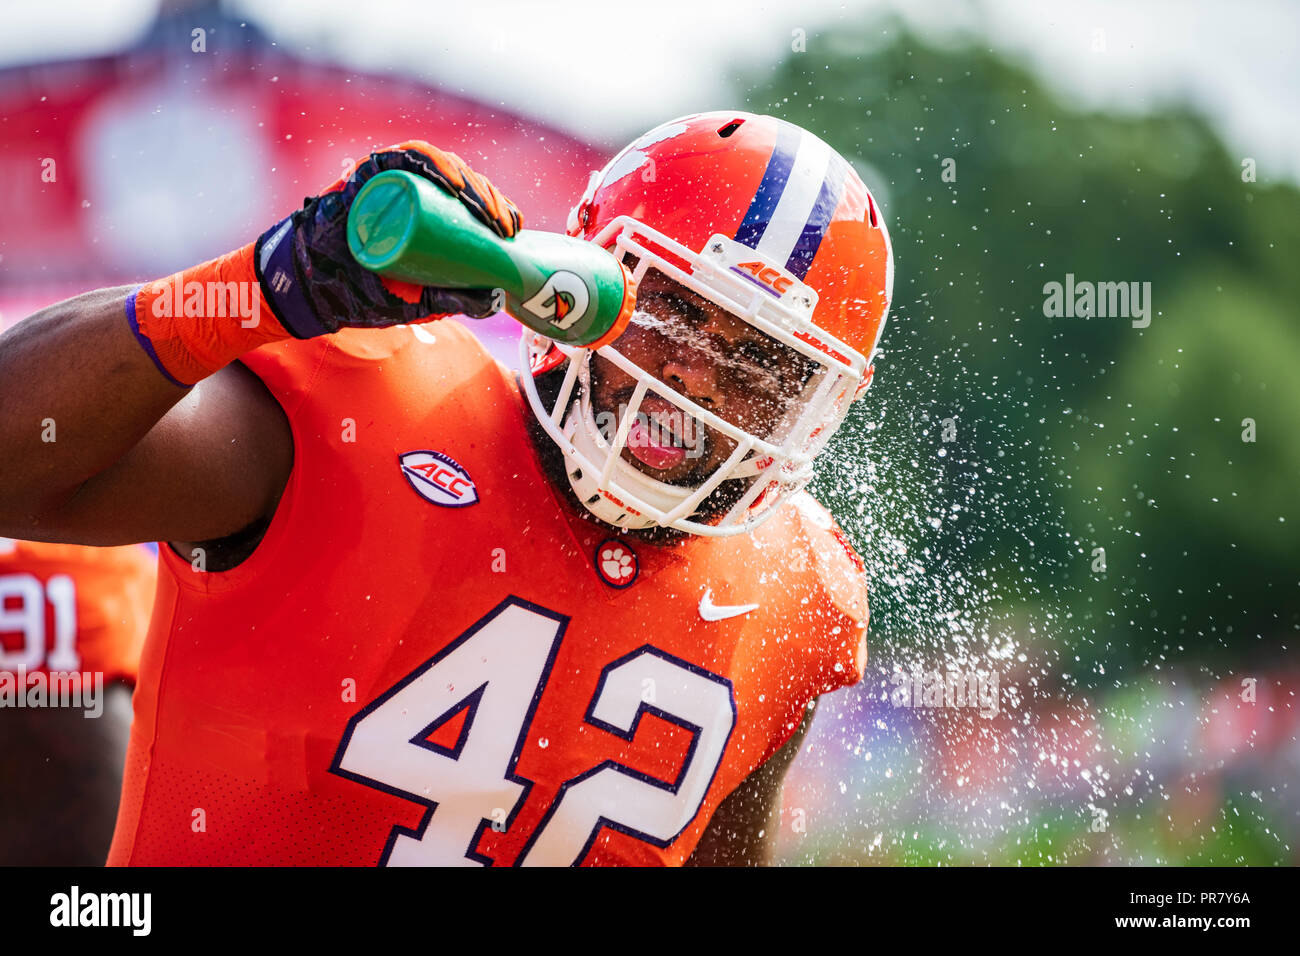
[0,538,155,683]
[108,321,868,866]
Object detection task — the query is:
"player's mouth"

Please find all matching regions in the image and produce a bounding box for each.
[627,419,688,471]
[603,393,708,477]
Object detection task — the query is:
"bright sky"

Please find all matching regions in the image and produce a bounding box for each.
[4,0,1299,182]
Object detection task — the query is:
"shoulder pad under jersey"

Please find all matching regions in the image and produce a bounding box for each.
[789,490,869,633]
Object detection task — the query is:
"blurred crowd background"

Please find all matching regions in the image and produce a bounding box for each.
[2,0,1296,864]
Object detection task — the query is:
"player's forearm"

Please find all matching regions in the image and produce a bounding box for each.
[0,143,519,538]
[0,286,190,534]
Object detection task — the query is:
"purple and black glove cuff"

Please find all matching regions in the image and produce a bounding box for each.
[253,148,501,339]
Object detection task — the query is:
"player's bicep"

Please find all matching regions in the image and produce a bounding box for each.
[686,704,815,867]
[42,362,293,548]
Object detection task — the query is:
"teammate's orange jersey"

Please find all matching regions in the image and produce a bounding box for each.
[108,320,868,866]
[0,538,155,683]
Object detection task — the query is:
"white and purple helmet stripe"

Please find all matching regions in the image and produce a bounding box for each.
[732,121,849,280]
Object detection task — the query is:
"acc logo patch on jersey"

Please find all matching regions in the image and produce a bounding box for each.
[399,450,479,508]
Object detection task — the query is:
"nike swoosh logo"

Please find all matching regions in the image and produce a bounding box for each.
[698,588,759,622]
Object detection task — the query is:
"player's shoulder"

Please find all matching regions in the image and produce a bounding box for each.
[239,317,495,368]
[235,321,496,417]
[325,318,491,365]
[784,489,869,627]
[241,323,412,377]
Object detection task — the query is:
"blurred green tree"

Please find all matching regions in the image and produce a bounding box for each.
[741,19,1300,678]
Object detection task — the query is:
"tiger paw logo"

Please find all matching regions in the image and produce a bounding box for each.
[521,270,589,332]
[594,538,638,589]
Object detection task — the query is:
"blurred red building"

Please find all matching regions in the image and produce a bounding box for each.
[0,0,607,363]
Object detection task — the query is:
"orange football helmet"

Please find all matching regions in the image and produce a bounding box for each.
[520,111,893,536]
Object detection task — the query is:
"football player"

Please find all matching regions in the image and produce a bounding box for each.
[0,537,155,864]
[0,112,892,865]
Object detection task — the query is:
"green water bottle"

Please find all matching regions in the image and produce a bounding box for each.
[346,169,636,348]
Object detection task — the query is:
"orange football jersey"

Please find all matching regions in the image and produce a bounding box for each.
[108,320,868,866]
[0,538,155,683]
